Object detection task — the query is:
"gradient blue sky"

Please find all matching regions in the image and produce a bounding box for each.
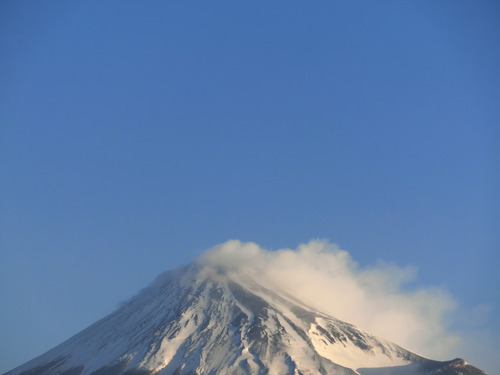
[1,1,499,373]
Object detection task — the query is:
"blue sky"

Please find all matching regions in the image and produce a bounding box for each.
[1,1,498,373]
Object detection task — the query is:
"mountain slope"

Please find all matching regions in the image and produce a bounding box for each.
[4,264,488,375]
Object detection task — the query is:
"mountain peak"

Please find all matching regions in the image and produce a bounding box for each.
[5,242,489,375]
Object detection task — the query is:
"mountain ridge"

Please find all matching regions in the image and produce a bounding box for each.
[4,262,488,375]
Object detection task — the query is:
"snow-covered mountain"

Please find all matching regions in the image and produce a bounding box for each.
[4,262,487,375]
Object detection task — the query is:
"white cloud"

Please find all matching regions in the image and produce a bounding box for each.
[198,239,460,360]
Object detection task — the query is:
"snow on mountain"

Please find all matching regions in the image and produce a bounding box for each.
[4,257,488,375]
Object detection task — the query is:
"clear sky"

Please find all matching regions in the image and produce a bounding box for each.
[0,1,498,373]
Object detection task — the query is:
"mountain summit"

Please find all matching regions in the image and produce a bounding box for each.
[5,242,488,375]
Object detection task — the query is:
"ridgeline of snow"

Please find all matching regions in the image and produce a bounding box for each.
[5,241,488,375]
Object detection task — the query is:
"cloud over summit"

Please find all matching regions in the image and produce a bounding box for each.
[198,239,459,360]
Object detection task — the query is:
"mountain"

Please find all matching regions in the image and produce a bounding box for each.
[4,263,488,375]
